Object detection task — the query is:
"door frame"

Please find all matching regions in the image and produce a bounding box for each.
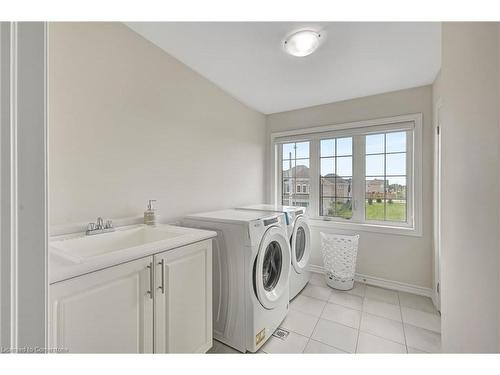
[432,97,443,312]
[0,22,48,352]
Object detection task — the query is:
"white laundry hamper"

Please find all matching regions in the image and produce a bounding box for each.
[320,232,360,291]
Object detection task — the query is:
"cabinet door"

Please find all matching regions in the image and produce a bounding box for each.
[49,257,154,353]
[154,240,212,353]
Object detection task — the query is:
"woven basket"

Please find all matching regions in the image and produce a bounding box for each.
[320,232,360,291]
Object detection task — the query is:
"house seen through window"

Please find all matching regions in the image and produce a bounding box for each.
[277,121,414,229]
[281,142,310,208]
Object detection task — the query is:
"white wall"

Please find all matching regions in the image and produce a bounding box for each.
[49,23,266,228]
[266,86,434,289]
[438,22,500,352]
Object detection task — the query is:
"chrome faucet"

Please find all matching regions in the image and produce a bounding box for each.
[86,217,115,236]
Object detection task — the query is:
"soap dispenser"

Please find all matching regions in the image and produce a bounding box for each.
[144,200,157,226]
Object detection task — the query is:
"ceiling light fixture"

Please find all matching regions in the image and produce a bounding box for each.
[283,30,323,57]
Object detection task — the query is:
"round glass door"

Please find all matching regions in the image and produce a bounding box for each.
[254,226,291,309]
[291,216,311,273]
[295,226,306,262]
[262,241,283,291]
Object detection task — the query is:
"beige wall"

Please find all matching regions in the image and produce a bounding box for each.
[438,22,500,352]
[267,86,434,288]
[49,23,266,227]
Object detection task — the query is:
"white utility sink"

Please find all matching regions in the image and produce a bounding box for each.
[50,225,186,263]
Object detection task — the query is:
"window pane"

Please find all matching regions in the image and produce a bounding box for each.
[295,142,309,159]
[337,156,352,177]
[336,177,352,198]
[290,196,310,208]
[282,194,292,206]
[366,134,384,154]
[365,177,385,198]
[320,177,335,197]
[282,178,294,195]
[386,132,406,153]
[387,176,406,200]
[366,154,384,175]
[321,198,336,216]
[320,139,335,157]
[282,160,295,177]
[282,143,295,160]
[296,159,310,175]
[295,178,309,194]
[386,200,406,222]
[365,198,385,221]
[280,141,310,209]
[337,137,352,156]
[386,153,406,175]
[320,158,335,177]
[335,197,353,219]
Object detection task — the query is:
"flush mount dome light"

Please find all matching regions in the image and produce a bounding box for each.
[283,30,322,57]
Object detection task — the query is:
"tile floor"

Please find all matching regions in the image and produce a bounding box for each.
[208,273,441,354]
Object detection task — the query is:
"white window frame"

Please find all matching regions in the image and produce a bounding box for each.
[270,113,423,237]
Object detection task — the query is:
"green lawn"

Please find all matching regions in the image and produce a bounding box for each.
[326,200,406,221]
[366,201,406,221]
[327,202,353,219]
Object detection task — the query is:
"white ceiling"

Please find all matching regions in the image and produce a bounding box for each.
[126,22,441,114]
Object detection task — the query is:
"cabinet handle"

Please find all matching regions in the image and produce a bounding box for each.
[147,263,153,299]
[158,259,165,294]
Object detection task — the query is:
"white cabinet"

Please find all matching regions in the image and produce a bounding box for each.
[49,240,212,353]
[154,240,212,353]
[49,256,154,353]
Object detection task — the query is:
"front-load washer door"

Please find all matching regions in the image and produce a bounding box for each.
[291,216,311,274]
[254,226,291,310]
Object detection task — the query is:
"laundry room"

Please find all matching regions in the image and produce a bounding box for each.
[2,5,500,363]
[44,22,439,354]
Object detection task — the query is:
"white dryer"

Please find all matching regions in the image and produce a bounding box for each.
[181,209,291,353]
[237,204,311,300]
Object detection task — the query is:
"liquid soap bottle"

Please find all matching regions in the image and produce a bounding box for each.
[144,199,157,226]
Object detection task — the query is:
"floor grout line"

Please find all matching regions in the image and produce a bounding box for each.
[269,281,440,354]
[301,294,329,353]
[397,292,409,353]
[354,296,365,353]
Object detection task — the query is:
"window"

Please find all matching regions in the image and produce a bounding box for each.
[320,137,353,219]
[365,132,407,222]
[281,141,310,208]
[272,114,422,235]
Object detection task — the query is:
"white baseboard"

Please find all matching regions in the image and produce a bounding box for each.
[309,265,433,298]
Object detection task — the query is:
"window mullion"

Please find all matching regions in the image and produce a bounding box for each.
[352,135,365,222]
[274,143,282,205]
[309,138,320,218]
[407,130,414,226]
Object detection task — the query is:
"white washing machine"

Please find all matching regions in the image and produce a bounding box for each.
[181,209,291,353]
[237,204,311,300]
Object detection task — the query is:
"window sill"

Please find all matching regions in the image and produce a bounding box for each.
[307,217,422,237]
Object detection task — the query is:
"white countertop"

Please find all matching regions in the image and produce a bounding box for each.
[49,224,216,284]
